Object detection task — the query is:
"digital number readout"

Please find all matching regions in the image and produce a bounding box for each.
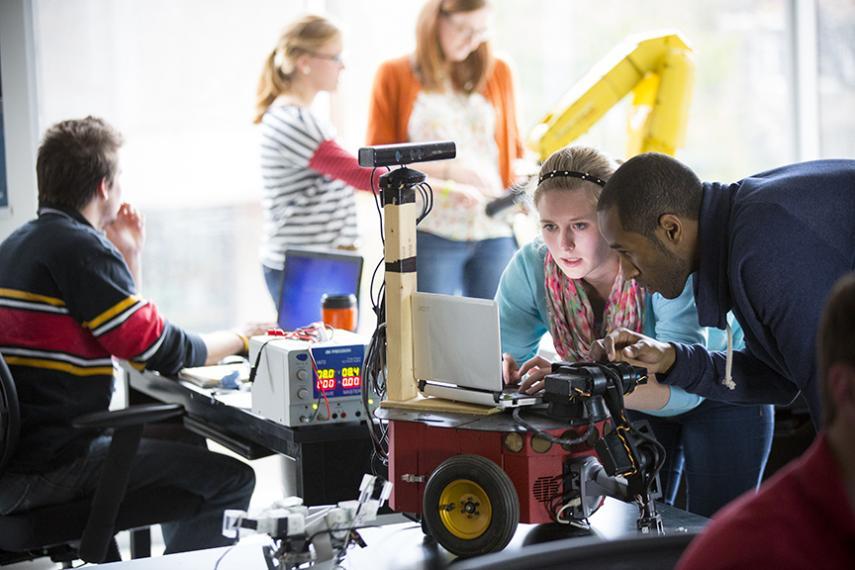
[314,367,361,393]
[341,366,361,389]
[309,345,365,399]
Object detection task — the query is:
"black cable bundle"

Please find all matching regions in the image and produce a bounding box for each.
[605,371,666,501]
[362,167,389,474]
[511,407,595,448]
[361,167,435,475]
[362,287,389,474]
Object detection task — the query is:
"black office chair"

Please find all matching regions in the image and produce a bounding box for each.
[454,533,699,570]
[0,354,205,567]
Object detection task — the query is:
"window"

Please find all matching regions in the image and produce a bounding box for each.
[32,0,853,331]
[817,0,855,158]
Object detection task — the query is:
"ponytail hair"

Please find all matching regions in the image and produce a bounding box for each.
[254,14,341,124]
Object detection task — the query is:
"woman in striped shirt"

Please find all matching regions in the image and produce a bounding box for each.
[254,15,375,306]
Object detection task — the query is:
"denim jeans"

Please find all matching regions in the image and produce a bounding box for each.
[416,232,517,299]
[629,400,775,517]
[0,435,255,554]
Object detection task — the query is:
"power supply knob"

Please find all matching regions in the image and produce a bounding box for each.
[299,415,310,424]
[296,369,308,381]
[297,388,309,399]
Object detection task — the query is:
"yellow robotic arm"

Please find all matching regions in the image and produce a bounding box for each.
[527,32,694,160]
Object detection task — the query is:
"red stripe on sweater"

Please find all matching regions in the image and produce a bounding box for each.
[308,138,377,192]
[96,302,165,359]
[0,307,108,358]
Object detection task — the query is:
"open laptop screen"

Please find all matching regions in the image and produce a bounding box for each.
[278,249,363,331]
[411,292,504,391]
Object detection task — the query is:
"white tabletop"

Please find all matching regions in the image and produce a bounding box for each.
[96,501,705,569]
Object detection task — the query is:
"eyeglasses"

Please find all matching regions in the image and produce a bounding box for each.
[307,51,344,65]
[441,13,490,43]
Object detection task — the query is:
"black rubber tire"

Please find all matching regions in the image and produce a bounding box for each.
[421,514,431,537]
[422,454,519,558]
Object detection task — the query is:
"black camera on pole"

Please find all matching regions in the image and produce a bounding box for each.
[358,141,456,168]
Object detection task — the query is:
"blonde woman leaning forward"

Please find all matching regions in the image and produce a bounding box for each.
[496,145,774,517]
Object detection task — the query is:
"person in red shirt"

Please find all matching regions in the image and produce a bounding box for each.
[677,273,855,569]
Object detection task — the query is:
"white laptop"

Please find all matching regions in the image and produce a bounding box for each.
[412,292,541,409]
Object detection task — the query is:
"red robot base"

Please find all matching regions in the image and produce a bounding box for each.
[381,409,611,558]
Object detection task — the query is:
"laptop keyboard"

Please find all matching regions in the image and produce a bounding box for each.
[499,389,536,400]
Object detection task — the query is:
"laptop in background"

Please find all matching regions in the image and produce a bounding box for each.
[412,292,540,409]
[278,248,363,331]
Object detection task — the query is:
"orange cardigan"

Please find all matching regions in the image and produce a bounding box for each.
[366,55,524,189]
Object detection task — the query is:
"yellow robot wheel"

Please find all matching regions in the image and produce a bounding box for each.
[422,454,519,558]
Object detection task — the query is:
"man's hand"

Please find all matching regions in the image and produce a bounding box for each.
[204,321,278,365]
[590,328,677,374]
[236,321,277,339]
[105,203,145,260]
[517,355,553,394]
[105,203,145,288]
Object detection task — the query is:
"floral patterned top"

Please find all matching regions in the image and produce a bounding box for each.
[407,90,514,242]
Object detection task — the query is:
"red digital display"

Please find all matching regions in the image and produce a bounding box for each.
[342,376,361,388]
[312,366,362,398]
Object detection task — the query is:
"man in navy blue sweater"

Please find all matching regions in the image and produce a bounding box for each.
[592,153,855,427]
[0,117,262,554]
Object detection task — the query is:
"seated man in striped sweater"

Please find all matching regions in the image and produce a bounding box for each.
[0,116,259,554]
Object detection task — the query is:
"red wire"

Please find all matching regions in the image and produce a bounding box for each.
[307,343,328,420]
[302,323,335,421]
[264,322,338,422]
[321,388,331,419]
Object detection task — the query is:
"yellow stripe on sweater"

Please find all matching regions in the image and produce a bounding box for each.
[5,356,114,377]
[0,288,66,307]
[83,296,140,330]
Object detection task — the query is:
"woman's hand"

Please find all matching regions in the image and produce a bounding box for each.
[502,353,521,386]
[623,373,671,410]
[442,181,484,208]
[517,355,553,394]
[446,164,498,196]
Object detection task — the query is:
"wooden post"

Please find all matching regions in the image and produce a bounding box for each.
[381,169,422,402]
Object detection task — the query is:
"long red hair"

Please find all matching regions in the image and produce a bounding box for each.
[414,0,493,94]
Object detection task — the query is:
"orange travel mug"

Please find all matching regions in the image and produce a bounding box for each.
[321,294,357,332]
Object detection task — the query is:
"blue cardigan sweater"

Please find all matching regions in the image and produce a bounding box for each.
[663,159,855,425]
[495,239,744,416]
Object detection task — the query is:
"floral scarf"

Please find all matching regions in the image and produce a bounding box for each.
[544,250,645,361]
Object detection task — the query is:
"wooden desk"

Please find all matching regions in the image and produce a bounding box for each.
[122,363,375,506]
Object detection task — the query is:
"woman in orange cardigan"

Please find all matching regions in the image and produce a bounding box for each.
[366,0,524,299]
